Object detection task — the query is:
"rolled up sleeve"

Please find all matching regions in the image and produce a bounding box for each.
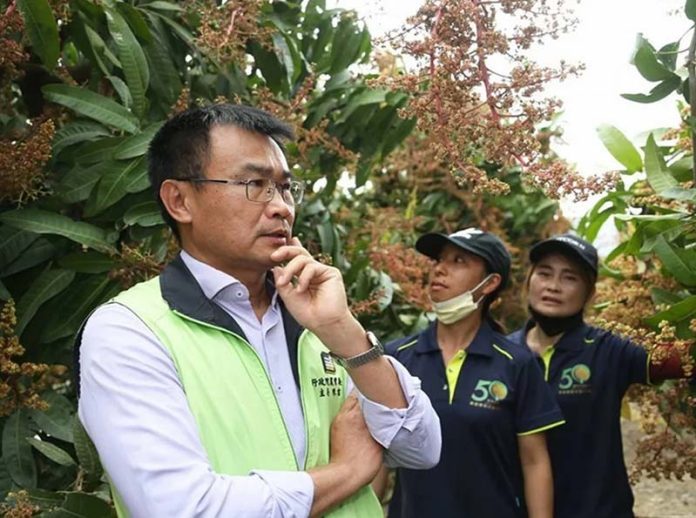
[350,356,441,469]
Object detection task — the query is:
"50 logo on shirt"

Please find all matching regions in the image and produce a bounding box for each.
[558,363,592,395]
[470,379,508,409]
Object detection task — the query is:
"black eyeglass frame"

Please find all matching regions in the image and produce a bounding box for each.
[181,178,305,205]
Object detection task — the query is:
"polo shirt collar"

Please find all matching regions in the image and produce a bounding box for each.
[415,319,496,357]
[522,319,589,351]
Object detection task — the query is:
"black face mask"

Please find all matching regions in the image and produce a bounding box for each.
[528,305,584,336]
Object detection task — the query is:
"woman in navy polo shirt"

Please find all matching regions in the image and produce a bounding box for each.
[386,228,565,518]
[509,233,690,518]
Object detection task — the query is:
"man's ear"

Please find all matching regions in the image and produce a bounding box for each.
[160,180,193,225]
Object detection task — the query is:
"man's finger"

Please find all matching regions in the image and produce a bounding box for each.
[274,255,314,286]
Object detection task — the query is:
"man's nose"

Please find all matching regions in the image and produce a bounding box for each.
[266,185,293,217]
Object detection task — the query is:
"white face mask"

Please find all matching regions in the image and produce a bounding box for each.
[430,275,494,325]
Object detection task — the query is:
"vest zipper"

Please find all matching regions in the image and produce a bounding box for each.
[173,310,300,470]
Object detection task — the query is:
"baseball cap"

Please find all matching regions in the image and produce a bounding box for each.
[529,233,598,274]
[416,228,511,288]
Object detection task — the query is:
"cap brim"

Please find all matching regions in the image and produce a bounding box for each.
[416,233,482,260]
[530,241,597,273]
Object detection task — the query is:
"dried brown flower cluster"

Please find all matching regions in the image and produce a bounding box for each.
[252,80,358,172]
[350,288,387,316]
[373,0,611,200]
[109,239,177,289]
[343,207,432,310]
[629,179,695,213]
[0,119,55,204]
[522,161,619,202]
[0,490,39,518]
[628,383,696,482]
[0,300,50,417]
[191,0,273,65]
[0,2,28,81]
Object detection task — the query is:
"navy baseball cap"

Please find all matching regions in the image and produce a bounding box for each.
[416,228,511,288]
[529,233,598,274]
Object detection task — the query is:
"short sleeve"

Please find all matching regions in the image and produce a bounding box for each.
[514,355,565,436]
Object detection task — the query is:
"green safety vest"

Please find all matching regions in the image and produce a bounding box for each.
[107,275,381,517]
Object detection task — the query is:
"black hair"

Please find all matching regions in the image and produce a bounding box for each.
[147,104,295,239]
[480,264,506,333]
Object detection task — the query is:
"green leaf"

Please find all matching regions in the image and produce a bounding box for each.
[26,438,76,466]
[317,220,335,256]
[42,84,139,134]
[140,1,185,12]
[614,213,686,222]
[116,2,152,43]
[15,268,75,335]
[0,281,10,301]
[106,75,133,110]
[651,287,686,306]
[661,185,696,201]
[21,489,64,509]
[58,252,115,274]
[2,238,57,278]
[62,492,114,517]
[687,0,696,20]
[0,227,38,273]
[2,410,37,488]
[72,417,102,479]
[621,75,681,103]
[83,23,121,75]
[656,41,679,71]
[596,125,643,173]
[336,89,388,124]
[653,235,696,287]
[123,201,164,227]
[16,0,60,69]
[329,18,368,74]
[28,392,74,442]
[143,24,182,105]
[40,275,113,343]
[52,121,111,156]
[376,271,394,311]
[106,7,150,117]
[112,122,163,160]
[71,136,127,165]
[644,134,679,194]
[630,34,675,82]
[85,157,148,216]
[0,461,14,500]
[56,165,102,204]
[0,209,117,254]
[645,294,696,327]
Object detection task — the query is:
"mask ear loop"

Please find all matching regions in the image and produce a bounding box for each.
[471,273,495,307]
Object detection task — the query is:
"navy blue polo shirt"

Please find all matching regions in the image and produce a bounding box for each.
[508,322,650,518]
[387,321,564,518]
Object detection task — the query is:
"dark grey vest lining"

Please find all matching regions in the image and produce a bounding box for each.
[74,254,303,397]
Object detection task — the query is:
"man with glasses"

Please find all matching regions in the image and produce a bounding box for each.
[76,104,441,517]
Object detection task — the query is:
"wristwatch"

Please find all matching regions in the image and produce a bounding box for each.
[330,331,384,369]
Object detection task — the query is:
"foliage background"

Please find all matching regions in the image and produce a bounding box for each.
[0,0,693,515]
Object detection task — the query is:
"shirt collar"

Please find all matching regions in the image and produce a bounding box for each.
[522,319,589,351]
[415,319,496,357]
[180,250,279,306]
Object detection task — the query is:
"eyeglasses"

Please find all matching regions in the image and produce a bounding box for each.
[183,178,305,205]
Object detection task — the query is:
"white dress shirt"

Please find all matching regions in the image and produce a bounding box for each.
[78,251,441,517]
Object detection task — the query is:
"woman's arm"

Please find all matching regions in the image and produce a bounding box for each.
[518,433,553,518]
